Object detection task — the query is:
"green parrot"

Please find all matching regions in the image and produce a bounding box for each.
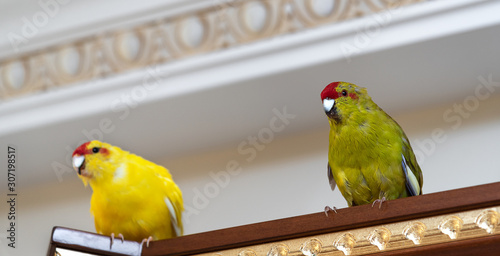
[321,81,423,208]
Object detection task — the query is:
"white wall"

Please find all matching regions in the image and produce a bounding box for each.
[7,93,500,255]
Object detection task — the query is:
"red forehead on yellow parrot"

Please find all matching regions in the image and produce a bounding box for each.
[72,141,109,156]
[321,82,358,100]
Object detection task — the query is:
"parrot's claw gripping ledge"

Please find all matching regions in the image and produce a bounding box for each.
[141,236,154,248]
[372,197,387,209]
[324,206,338,217]
[110,233,125,249]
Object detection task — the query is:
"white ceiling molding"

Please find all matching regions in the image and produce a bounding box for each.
[1,0,429,100]
[1,0,499,135]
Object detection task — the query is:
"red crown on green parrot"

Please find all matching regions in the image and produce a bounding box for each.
[321,81,359,101]
[321,82,340,100]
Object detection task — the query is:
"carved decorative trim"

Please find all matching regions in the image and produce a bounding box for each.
[0,0,423,100]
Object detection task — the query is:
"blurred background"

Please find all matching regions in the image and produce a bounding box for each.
[0,0,500,255]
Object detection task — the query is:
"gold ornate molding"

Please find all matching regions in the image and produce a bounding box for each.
[0,0,423,100]
[200,207,500,256]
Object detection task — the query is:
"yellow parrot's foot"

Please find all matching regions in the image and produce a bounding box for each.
[372,197,387,209]
[141,236,154,248]
[324,206,338,217]
[110,233,125,249]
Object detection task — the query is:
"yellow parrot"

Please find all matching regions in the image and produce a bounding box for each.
[72,140,183,247]
[321,82,423,208]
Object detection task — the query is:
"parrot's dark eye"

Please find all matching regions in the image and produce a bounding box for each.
[342,90,348,97]
[92,147,100,153]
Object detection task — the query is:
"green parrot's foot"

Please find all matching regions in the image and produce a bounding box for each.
[372,197,387,209]
[324,206,338,217]
[141,236,154,248]
[110,233,125,249]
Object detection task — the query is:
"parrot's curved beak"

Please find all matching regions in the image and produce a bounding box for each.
[323,98,339,120]
[323,98,334,113]
[72,155,86,176]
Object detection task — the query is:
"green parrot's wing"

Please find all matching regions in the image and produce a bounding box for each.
[327,164,336,191]
[401,137,423,196]
[401,154,420,196]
